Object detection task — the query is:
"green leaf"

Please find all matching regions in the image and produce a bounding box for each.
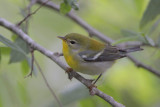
[13,36,29,54]
[0,34,28,63]
[17,82,30,106]
[9,50,26,63]
[121,29,140,37]
[148,19,160,35]
[11,34,17,41]
[21,60,30,76]
[60,2,72,14]
[0,48,1,62]
[60,83,89,105]
[143,36,155,46]
[9,36,29,63]
[112,36,140,45]
[140,0,160,28]
[67,0,79,10]
[157,36,160,47]
[0,46,11,55]
[0,34,25,54]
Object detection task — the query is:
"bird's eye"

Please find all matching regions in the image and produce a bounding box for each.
[70,40,76,44]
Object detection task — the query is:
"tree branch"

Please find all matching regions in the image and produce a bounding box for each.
[37,0,160,78]
[0,18,125,107]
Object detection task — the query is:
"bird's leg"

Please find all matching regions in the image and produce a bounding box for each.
[87,79,95,83]
[93,73,102,85]
[88,74,102,95]
[66,67,74,80]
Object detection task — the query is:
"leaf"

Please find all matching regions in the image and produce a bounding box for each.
[17,82,30,105]
[112,36,140,45]
[0,34,25,54]
[0,46,11,55]
[11,34,17,41]
[21,59,30,76]
[67,0,79,10]
[9,50,26,63]
[148,19,160,35]
[13,36,29,53]
[9,36,29,63]
[0,48,1,62]
[59,83,89,105]
[157,36,160,47]
[0,34,28,63]
[60,2,72,14]
[121,29,140,37]
[140,0,160,29]
[144,36,155,46]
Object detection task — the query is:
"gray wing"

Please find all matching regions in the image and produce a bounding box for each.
[79,46,142,62]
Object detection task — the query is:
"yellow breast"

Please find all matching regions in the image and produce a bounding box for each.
[62,41,79,70]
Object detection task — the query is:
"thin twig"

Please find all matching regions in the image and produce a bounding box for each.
[128,55,160,77]
[35,59,63,107]
[0,18,125,107]
[17,0,50,26]
[20,1,63,106]
[37,0,160,78]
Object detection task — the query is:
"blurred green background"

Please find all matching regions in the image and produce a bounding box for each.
[0,0,160,107]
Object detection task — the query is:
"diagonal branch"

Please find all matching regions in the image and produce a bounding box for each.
[0,18,125,107]
[37,0,160,78]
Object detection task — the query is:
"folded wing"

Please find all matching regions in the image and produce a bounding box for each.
[79,46,143,62]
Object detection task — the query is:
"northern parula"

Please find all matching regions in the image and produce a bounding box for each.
[58,33,142,78]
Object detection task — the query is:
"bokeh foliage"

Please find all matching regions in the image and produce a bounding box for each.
[0,0,160,107]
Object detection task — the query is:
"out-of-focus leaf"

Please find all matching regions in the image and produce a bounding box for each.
[9,50,26,63]
[144,36,155,46]
[11,34,17,41]
[148,19,160,35]
[21,60,30,76]
[13,36,29,53]
[60,0,79,14]
[121,29,141,37]
[66,0,79,10]
[140,0,160,28]
[59,83,89,105]
[112,36,140,45]
[0,34,23,52]
[0,48,1,62]
[0,34,28,63]
[60,2,71,14]
[0,46,11,55]
[0,95,2,107]
[0,34,26,54]
[10,36,29,63]
[18,82,30,106]
[157,36,160,47]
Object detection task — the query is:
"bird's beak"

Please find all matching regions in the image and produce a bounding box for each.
[58,36,66,41]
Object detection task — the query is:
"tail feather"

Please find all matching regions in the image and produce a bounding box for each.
[119,46,143,54]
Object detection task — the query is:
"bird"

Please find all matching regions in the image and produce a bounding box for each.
[58,33,143,84]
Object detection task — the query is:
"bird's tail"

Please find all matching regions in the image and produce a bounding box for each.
[119,46,143,54]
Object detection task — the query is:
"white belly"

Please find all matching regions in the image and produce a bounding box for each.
[76,61,114,75]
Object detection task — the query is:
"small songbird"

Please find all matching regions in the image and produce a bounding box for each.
[58,33,143,83]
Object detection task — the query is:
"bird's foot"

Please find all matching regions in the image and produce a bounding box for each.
[88,84,97,96]
[66,67,73,80]
[87,79,95,83]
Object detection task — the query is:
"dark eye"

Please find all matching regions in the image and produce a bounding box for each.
[70,40,76,44]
